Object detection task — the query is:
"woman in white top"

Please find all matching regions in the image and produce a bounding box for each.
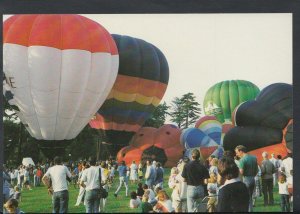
[130,161,138,184]
[168,167,180,212]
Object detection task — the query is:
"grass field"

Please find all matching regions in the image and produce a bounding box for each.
[17,169,285,213]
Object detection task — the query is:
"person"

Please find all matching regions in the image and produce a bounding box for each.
[168,167,180,212]
[281,153,293,205]
[3,167,12,203]
[235,145,258,212]
[252,165,262,207]
[277,155,283,169]
[181,149,209,212]
[140,194,153,213]
[33,166,38,187]
[154,162,164,189]
[114,161,129,197]
[3,198,24,214]
[75,161,87,206]
[260,151,275,206]
[206,173,218,212]
[12,186,21,203]
[153,190,174,212]
[136,182,145,199]
[99,161,109,212]
[80,157,102,213]
[142,184,156,206]
[42,156,72,213]
[23,167,32,190]
[176,157,189,212]
[278,173,290,212]
[217,157,249,212]
[145,160,156,189]
[269,153,279,187]
[209,158,218,175]
[36,167,43,186]
[130,161,138,184]
[138,163,143,182]
[129,191,141,208]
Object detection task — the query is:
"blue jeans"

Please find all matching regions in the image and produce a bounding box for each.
[187,185,204,212]
[280,194,290,212]
[85,189,100,213]
[52,190,69,213]
[146,178,154,189]
[243,176,255,212]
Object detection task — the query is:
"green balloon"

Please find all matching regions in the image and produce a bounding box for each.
[203,80,260,123]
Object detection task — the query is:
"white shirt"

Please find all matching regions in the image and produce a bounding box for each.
[130,197,141,208]
[278,182,289,195]
[147,188,156,203]
[281,157,293,178]
[81,166,100,191]
[45,165,71,192]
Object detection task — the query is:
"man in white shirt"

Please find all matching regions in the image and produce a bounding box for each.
[80,158,101,213]
[42,156,72,213]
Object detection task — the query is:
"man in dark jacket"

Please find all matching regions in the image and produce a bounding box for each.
[181,149,209,212]
[261,151,275,206]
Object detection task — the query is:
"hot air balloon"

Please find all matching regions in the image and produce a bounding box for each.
[90,34,169,155]
[181,116,233,161]
[3,14,118,157]
[223,83,292,164]
[203,80,260,123]
[117,124,183,167]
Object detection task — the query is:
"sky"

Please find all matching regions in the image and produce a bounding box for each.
[80,14,292,111]
[4,14,293,120]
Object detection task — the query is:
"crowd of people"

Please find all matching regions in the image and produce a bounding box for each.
[2,145,293,213]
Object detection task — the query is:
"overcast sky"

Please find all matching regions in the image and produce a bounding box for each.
[4,14,293,120]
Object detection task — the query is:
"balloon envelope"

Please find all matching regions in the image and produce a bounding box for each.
[117,124,183,167]
[90,34,169,152]
[203,80,260,123]
[223,83,292,163]
[3,14,118,140]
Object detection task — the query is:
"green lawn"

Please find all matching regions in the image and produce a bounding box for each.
[18,169,284,213]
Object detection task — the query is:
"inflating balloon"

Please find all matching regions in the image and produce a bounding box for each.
[90,34,169,154]
[223,83,292,163]
[203,80,260,123]
[181,116,233,161]
[3,14,118,140]
[117,124,183,167]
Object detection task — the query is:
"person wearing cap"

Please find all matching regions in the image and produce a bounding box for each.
[261,151,275,206]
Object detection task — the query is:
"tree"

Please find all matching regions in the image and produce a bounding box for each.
[169,97,185,128]
[144,102,169,128]
[181,92,201,128]
[169,93,201,128]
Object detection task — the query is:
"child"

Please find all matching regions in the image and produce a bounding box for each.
[3,198,24,214]
[12,186,21,203]
[140,194,153,213]
[206,173,218,212]
[153,190,174,212]
[252,165,262,207]
[136,182,144,199]
[168,167,180,211]
[138,163,143,182]
[130,191,141,208]
[278,173,290,212]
